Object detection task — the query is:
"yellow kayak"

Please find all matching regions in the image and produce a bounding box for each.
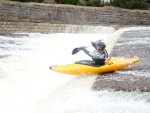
[50,57,139,75]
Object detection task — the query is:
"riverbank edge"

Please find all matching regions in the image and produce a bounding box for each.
[0,1,150,34]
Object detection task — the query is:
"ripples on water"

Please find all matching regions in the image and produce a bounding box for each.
[0,26,150,113]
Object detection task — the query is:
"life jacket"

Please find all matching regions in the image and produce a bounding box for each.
[103,49,108,59]
[92,49,108,65]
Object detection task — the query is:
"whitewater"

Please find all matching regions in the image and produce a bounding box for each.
[0,26,150,113]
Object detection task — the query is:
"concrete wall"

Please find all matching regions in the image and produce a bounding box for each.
[1,21,111,34]
[0,2,150,33]
[0,21,67,34]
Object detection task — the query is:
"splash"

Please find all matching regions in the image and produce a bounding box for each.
[0,26,150,113]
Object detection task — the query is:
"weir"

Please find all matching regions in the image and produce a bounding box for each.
[0,25,150,113]
[93,27,150,92]
[0,1,150,113]
[0,26,119,113]
[0,2,150,34]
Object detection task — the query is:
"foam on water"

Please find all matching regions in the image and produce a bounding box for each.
[0,30,112,113]
[0,26,150,113]
[116,70,150,77]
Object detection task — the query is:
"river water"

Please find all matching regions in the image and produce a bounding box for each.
[0,26,150,113]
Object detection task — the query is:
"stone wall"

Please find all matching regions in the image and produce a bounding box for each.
[1,21,113,34]
[0,21,69,34]
[0,1,150,33]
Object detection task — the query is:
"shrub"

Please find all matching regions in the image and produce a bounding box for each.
[93,0,104,7]
[86,0,93,6]
[11,0,44,2]
[55,0,80,5]
[109,0,148,9]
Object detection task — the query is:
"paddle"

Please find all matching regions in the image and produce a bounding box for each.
[72,45,91,55]
[72,40,102,55]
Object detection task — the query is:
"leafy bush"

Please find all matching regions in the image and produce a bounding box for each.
[11,0,44,2]
[86,0,93,6]
[109,0,148,9]
[55,0,80,5]
[11,0,149,10]
[55,0,104,7]
[82,0,104,7]
[93,0,104,7]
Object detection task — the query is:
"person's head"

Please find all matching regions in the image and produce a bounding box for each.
[96,41,106,50]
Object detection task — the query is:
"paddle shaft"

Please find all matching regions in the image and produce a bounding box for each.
[72,39,103,55]
[72,45,91,55]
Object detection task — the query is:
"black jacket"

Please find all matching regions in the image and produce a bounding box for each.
[81,47,108,65]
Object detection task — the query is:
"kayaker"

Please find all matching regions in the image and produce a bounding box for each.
[79,40,108,65]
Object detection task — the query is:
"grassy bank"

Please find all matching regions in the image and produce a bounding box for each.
[0,0,149,10]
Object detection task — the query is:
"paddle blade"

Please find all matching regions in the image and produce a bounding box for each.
[72,48,80,55]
